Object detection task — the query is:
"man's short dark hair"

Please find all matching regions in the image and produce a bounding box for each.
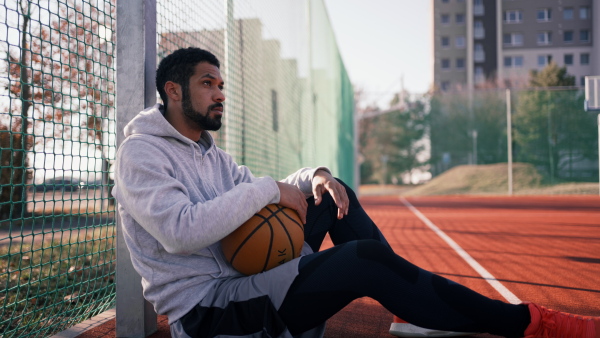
[155,47,220,107]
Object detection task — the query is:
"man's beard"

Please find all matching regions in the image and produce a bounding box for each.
[181,91,223,131]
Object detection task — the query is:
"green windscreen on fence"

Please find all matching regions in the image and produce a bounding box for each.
[0,0,354,337]
[156,0,355,183]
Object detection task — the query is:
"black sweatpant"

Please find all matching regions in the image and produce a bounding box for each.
[278,179,530,338]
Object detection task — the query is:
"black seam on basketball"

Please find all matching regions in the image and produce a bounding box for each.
[280,208,304,231]
[230,218,268,265]
[254,207,294,226]
[254,208,286,223]
[230,205,299,273]
[279,207,304,256]
[231,207,280,265]
[262,221,274,272]
[266,204,277,213]
[254,214,269,221]
[271,212,295,261]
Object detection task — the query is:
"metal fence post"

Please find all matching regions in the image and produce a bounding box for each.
[116,0,157,337]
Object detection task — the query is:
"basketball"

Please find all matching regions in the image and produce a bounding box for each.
[221,204,305,275]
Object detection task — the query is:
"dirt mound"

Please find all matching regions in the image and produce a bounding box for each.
[406,163,543,196]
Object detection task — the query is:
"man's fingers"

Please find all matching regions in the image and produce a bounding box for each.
[299,194,308,224]
[341,188,349,215]
[311,175,350,219]
[329,189,344,219]
[328,183,349,218]
[313,186,322,206]
[277,181,308,224]
[298,209,307,224]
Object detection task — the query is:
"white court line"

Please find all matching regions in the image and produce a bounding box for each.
[400,197,521,305]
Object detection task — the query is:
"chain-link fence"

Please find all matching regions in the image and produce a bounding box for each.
[0,0,117,336]
[1,0,354,337]
[429,87,599,194]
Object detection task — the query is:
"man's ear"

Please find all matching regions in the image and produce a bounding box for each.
[164,81,182,102]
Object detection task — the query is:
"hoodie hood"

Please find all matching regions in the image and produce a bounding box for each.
[124,103,213,148]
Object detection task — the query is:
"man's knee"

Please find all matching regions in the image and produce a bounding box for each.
[334,178,352,192]
[334,178,359,205]
[306,178,359,210]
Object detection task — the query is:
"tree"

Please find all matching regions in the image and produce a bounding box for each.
[513,62,596,182]
[358,104,380,184]
[0,0,116,220]
[428,89,507,176]
[358,92,428,184]
[1,0,39,221]
[470,91,508,165]
[429,93,474,175]
[528,62,575,87]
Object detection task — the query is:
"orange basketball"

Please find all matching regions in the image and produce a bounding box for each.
[221,204,305,275]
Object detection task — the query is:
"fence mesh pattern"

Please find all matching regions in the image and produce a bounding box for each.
[0,0,354,336]
[0,0,117,336]
[429,87,599,193]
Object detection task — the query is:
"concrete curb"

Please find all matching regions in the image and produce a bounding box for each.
[50,308,115,338]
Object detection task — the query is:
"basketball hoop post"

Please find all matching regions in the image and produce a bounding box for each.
[585,76,600,112]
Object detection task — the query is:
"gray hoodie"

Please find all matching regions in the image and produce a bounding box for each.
[112,104,326,323]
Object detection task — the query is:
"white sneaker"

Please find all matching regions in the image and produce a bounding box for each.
[390,316,478,337]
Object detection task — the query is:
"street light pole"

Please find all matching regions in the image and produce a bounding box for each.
[472,130,478,165]
[506,89,513,195]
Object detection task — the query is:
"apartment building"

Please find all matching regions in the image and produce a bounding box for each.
[433,0,599,91]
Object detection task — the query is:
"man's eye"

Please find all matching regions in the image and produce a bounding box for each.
[203,81,211,86]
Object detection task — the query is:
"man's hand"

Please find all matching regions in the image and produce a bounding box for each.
[276,181,308,224]
[312,170,349,219]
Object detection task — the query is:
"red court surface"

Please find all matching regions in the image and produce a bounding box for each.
[76,194,600,338]
[322,195,600,337]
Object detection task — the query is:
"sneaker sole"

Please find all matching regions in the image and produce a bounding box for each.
[390,323,478,337]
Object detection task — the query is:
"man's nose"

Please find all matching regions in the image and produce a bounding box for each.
[215,88,225,102]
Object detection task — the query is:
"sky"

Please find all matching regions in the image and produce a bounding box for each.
[323,0,433,109]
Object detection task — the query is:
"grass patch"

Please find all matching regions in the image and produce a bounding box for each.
[360,163,598,196]
[0,225,116,338]
[404,163,598,196]
[405,163,543,196]
[514,182,599,195]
